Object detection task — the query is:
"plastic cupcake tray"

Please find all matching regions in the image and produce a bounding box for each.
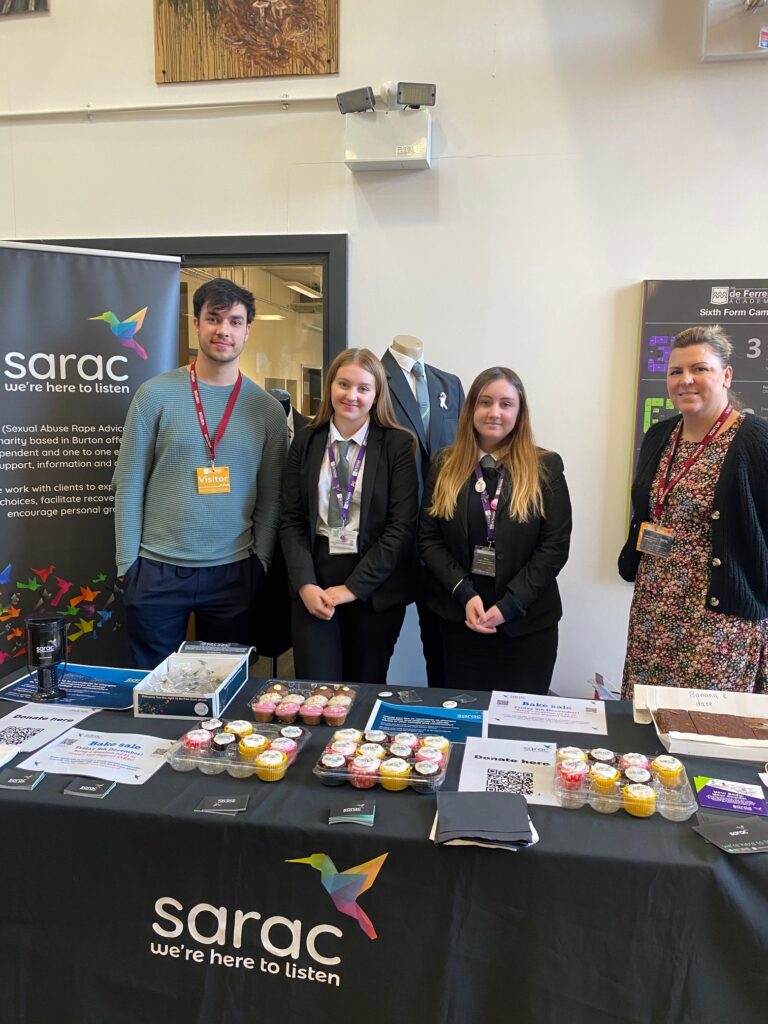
[166,720,310,782]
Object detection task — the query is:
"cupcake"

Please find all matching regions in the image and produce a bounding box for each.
[359,742,387,760]
[265,681,290,695]
[251,699,277,723]
[312,685,334,698]
[388,743,413,760]
[254,749,288,782]
[415,747,444,768]
[334,728,363,744]
[238,734,269,760]
[322,705,348,727]
[618,752,651,774]
[379,757,412,792]
[421,735,450,756]
[622,783,656,817]
[211,732,236,754]
[276,702,301,724]
[224,720,254,740]
[393,732,420,751]
[411,760,441,795]
[304,695,329,708]
[349,755,380,790]
[199,718,223,734]
[316,752,347,786]
[589,747,616,766]
[182,729,212,754]
[327,695,353,709]
[269,737,298,765]
[300,704,323,726]
[364,730,388,745]
[328,740,358,760]
[557,746,587,764]
[280,725,304,741]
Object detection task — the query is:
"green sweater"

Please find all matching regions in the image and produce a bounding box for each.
[112,367,287,576]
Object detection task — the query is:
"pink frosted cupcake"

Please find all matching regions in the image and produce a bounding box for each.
[300,704,323,726]
[415,747,445,768]
[328,740,358,760]
[276,701,301,724]
[349,755,380,790]
[269,737,298,765]
[393,732,420,751]
[251,699,277,723]
[322,704,347,727]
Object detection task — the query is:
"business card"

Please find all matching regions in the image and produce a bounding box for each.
[329,798,375,826]
[693,816,768,854]
[694,776,768,817]
[0,768,45,791]
[196,794,250,815]
[63,777,116,799]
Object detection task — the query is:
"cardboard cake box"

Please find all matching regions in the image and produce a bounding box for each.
[133,642,254,720]
[634,684,768,763]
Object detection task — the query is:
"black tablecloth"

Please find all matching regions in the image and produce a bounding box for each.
[0,681,766,1024]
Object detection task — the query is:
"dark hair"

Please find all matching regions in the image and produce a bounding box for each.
[671,325,732,367]
[193,278,255,324]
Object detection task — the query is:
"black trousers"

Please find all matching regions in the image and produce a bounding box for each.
[416,599,446,686]
[122,555,263,669]
[438,618,559,695]
[290,538,406,686]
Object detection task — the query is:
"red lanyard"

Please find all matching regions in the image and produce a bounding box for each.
[653,404,732,520]
[189,362,243,467]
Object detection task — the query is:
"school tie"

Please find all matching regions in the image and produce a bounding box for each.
[480,454,498,492]
[328,440,352,527]
[411,362,430,438]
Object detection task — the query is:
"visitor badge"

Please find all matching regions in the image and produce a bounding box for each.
[329,527,359,555]
[196,465,231,495]
[471,544,496,577]
[636,521,674,557]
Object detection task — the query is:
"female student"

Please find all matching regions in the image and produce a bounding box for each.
[419,366,571,694]
[280,348,418,685]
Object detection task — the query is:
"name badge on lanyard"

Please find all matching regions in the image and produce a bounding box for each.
[471,462,505,577]
[636,404,732,558]
[327,432,368,556]
[189,362,242,496]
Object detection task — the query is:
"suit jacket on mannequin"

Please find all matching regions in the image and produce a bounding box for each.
[381,348,465,493]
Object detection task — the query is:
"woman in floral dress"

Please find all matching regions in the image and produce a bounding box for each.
[619,326,768,699]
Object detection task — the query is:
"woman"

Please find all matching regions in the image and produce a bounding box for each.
[280,348,418,685]
[418,366,572,694]
[620,325,768,698]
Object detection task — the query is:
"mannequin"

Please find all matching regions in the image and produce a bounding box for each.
[269,387,309,443]
[381,335,466,687]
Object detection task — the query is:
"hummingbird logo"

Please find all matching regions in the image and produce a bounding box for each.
[89,306,149,359]
[287,852,388,940]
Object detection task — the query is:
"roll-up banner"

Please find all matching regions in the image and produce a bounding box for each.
[0,242,180,671]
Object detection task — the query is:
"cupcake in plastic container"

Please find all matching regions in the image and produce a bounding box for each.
[254,749,288,782]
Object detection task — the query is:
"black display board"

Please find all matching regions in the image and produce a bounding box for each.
[633,279,768,476]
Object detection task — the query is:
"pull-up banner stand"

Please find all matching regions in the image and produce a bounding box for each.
[0,241,180,670]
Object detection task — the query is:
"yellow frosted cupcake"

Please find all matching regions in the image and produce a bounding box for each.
[254,749,288,782]
[379,757,412,792]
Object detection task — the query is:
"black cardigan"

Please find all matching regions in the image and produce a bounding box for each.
[618,413,768,621]
[419,450,572,636]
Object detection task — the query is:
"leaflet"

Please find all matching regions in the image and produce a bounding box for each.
[0,703,94,752]
[458,736,558,807]
[364,700,484,743]
[486,691,607,736]
[0,663,141,710]
[19,728,174,785]
[693,776,768,817]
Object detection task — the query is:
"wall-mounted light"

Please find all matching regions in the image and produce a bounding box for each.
[284,281,323,299]
[336,86,376,115]
[254,314,286,320]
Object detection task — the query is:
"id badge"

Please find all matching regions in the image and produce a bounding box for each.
[196,466,231,495]
[471,544,496,577]
[636,521,675,557]
[328,527,359,555]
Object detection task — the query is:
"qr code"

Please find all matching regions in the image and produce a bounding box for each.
[486,769,534,795]
[0,726,43,745]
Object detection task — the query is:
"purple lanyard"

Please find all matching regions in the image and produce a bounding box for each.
[473,463,506,543]
[328,431,368,527]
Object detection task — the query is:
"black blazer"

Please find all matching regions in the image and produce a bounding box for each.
[382,349,465,492]
[292,409,310,435]
[280,423,418,611]
[418,451,572,636]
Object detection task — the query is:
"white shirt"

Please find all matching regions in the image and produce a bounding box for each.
[287,407,295,443]
[316,418,370,537]
[389,346,426,402]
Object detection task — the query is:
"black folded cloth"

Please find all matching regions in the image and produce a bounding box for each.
[433,791,536,850]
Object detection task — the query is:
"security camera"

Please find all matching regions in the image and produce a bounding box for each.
[396,83,436,109]
[336,87,376,115]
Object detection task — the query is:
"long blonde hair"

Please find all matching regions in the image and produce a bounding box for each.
[310,348,416,449]
[428,367,547,521]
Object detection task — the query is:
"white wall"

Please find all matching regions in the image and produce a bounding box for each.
[2,0,767,694]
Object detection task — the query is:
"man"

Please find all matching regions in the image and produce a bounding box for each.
[113,278,288,668]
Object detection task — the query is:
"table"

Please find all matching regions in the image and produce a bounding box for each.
[0,680,765,1024]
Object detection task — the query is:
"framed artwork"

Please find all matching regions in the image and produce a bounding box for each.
[154,0,339,84]
[0,1,48,14]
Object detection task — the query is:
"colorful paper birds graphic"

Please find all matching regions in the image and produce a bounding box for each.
[287,853,388,940]
[89,307,149,360]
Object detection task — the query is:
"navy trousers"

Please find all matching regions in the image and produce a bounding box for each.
[122,555,264,669]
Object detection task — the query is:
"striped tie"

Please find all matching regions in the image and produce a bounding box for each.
[411,362,430,437]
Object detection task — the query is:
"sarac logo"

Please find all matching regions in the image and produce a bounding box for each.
[287,852,388,940]
[89,306,149,359]
[710,286,729,305]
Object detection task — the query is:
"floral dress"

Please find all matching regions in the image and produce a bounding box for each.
[622,419,768,699]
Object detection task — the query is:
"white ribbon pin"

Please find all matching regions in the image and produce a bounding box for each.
[438,391,448,410]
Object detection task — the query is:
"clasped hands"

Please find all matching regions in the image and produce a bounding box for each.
[465,595,505,634]
[299,583,356,620]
